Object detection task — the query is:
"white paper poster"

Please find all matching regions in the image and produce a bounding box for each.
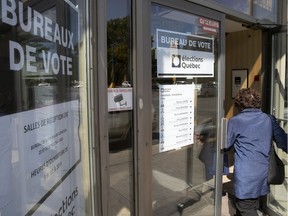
[0,100,84,215]
[159,84,194,152]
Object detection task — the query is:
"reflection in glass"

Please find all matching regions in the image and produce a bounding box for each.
[107,0,134,215]
[208,0,277,22]
[252,0,277,22]
[210,0,249,13]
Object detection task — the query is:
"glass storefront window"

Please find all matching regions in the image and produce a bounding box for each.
[107,0,134,215]
[211,0,250,14]
[252,0,277,22]
[203,0,278,23]
[0,0,92,215]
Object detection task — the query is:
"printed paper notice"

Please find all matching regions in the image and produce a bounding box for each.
[159,84,194,152]
[0,100,81,215]
[108,88,133,112]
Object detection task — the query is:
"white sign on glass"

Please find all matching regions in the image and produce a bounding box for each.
[0,100,83,215]
[108,88,133,112]
[156,29,214,78]
[159,84,194,152]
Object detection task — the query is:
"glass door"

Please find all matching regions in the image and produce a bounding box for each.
[151,2,226,215]
[265,28,288,216]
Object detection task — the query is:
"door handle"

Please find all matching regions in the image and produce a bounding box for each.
[220,118,227,150]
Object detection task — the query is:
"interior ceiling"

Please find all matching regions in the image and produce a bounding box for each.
[225,19,248,33]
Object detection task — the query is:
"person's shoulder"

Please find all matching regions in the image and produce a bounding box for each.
[229,113,242,123]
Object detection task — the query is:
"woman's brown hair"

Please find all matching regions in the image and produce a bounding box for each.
[234,88,261,111]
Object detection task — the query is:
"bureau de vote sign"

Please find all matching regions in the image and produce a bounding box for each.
[156,29,214,78]
[1,0,76,75]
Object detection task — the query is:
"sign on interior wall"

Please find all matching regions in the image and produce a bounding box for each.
[156,29,214,78]
[231,69,248,98]
[159,84,194,152]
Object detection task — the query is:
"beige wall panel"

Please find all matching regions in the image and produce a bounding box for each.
[225,29,262,119]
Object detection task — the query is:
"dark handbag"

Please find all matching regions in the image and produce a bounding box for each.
[268,144,285,185]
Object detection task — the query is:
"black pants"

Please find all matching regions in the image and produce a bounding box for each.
[235,198,259,216]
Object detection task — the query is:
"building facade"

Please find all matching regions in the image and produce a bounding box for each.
[0,0,287,215]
